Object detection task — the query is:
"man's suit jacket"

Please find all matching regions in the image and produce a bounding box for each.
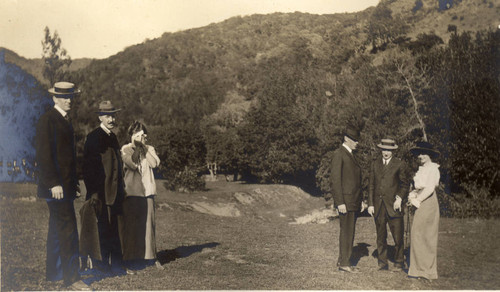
[330,146,362,211]
[368,156,408,218]
[83,127,125,206]
[35,107,77,199]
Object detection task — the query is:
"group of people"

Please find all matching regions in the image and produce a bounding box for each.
[329,125,441,282]
[35,81,441,290]
[35,82,162,290]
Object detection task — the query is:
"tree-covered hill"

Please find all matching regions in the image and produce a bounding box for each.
[1,48,93,87]
[2,0,499,216]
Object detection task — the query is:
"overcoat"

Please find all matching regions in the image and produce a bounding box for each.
[368,157,408,218]
[35,108,77,199]
[330,146,362,211]
[82,127,125,206]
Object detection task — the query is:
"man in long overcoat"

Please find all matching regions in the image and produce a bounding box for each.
[82,100,127,273]
[368,138,408,272]
[35,82,89,290]
[330,126,365,273]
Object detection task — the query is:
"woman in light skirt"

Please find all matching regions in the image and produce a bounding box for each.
[407,141,440,281]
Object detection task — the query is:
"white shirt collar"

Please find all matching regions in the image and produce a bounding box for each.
[100,123,112,135]
[383,157,392,164]
[54,105,67,118]
[342,143,353,154]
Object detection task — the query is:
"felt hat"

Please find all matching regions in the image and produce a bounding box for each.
[344,126,361,142]
[96,100,122,115]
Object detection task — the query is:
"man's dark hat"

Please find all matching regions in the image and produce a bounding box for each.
[344,126,361,142]
[410,141,440,158]
[48,81,81,98]
[96,100,122,115]
[377,138,398,150]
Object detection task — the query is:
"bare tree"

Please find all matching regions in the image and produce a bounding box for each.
[390,50,432,142]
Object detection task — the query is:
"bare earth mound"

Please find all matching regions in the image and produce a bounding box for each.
[157,181,336,223]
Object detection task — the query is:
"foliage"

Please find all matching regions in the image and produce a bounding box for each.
[0,51,51,182]
[449,183,500,219]
[162,166,206,192]
[237,53,322,184]
[200,91,251,175]
[367,2,410,52]
[151,124,207,191]
[5,2,498,209]
[421,30,500,196]
[41,27,72,86]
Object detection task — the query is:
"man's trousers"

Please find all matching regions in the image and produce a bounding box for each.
[374,203,404,268]
[46,199,80,286]
[337,211,358,267]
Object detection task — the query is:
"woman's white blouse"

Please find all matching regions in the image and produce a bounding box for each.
[413,162,440,202]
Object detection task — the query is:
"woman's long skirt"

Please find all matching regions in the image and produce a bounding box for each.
[121,196,157,260]
[408,192,439,279]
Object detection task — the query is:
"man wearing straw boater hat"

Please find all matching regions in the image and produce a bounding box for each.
[368,138,408,272]
[82,100,130,274]
[35,82,90,290]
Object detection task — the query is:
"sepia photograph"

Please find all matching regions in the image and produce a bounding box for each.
[1,0,499,290]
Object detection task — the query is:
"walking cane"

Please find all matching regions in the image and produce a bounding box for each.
[404,184,414,269]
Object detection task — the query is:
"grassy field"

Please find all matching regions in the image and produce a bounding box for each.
[1,180,500,290]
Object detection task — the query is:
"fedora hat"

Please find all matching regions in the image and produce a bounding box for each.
[96,100,122,115]
[345,126,360,142]
[48,81,81,98]
[377,138,398,150]
[410,141,440,158]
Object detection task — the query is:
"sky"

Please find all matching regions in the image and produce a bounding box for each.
[1,0,379,59]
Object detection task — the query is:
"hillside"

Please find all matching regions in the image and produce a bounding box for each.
[1,47,94,87]
[67,0,497,129]
[2,0,499,195]
[388,0,500,43]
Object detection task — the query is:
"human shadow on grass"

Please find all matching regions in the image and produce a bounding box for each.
[81,242,220,285]
[351,242,371,266]
[157,242,220,265]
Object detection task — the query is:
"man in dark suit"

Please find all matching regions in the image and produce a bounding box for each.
[35,81,89,290]
[82,100,128,274]
[368,138,408,272]
[330,126,365,273]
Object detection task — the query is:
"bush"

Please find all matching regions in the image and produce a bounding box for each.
[436,184,453,217]
[162,166,206,193]
[449,184,500,219]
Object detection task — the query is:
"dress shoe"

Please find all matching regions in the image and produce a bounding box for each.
[125,268,137,275]
[339,266,361,273]
[68,280,91,291]
[155,260,165,270]
[392,265,404,272]
[419,276,433,283]
[378,265,389,271]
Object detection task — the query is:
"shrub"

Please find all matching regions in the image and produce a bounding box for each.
[449,184,500,219]
[436,184,453,217]
[162,166,206,193]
